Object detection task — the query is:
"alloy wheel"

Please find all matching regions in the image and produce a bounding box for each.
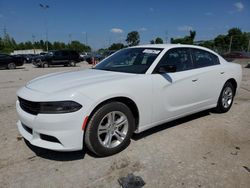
[222,86,233,108]
[97,111,129,148]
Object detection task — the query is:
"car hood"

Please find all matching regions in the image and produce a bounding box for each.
[26,69,135,94]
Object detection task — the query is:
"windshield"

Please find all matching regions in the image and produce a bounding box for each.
[94,48,163,74]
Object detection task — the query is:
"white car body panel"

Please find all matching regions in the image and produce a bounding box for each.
[16,44,242,151]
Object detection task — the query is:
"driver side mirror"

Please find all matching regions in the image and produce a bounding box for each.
[157,64,176,74]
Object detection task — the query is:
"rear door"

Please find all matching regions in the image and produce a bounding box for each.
[51,51,62,64]
[190,48,224,105]
[151,47,223,123]
[52,51,68,65]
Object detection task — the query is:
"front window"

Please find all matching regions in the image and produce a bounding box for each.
[154,48,193,72]
[94,48,163,74]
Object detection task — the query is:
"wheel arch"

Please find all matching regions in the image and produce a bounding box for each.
[225,78,237,94]
[84,96,140,132]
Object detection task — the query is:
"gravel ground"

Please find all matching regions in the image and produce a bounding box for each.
[0,62,249,188]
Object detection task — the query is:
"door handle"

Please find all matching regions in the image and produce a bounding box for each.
[220,72,225,74]
[192,79,198,82]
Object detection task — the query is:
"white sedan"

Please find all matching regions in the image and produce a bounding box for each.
[16,44,242,156]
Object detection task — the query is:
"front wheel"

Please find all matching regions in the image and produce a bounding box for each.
[215,82,235,113]
[84,102,135,157]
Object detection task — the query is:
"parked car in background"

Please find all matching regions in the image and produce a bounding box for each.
[222,51,250,61]
[85,52,105,64]
[15,54,35,64]
[0,53,24,69]
[79,52,88,61]
[33,50,81,68]
[16,44,242,156]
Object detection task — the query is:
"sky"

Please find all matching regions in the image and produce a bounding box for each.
[0,0,249,50]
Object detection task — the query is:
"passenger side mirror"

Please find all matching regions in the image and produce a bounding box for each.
[157,64,176,74]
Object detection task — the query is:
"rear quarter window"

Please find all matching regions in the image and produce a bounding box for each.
[192,49,220,68]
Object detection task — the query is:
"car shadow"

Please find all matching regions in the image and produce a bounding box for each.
[24,139,86,161]
[0,67,26,70]
[23,110,211,160]
[33,65,81,69]
[132,110,211,141]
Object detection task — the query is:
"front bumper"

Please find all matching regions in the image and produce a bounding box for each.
[16,100,84,151]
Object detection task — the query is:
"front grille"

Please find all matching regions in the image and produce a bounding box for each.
[18,97,39,115]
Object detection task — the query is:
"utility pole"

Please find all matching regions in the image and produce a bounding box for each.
[39,3,49,52]
[3,25,7,38]
[69,33,72,44]
[229,36,233,53]
[2,25,7,45]
[82,32,88,45]
[86,32,88,45]
[165,30,168,44]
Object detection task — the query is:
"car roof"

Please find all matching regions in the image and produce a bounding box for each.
[130,44,220,57]
[132,44,207,50]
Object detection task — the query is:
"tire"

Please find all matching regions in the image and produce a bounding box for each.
[85,102,135,157]
[42,62,49,68]
[69,61,76,67]
[7,63,16,69]
[214,82,235,113]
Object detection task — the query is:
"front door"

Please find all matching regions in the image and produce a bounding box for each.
[151,48,211,123]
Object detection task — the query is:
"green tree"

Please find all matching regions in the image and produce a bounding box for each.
[39,40,45,50]
[155,37,163,44]
[67,40,91,52]
[0,37,4,51]
[199,40,214,49]
[1,34,17,53]
[108,43,124,50]
[126,31,140,46]
[24,41,33,49]
[150,40,155,44]
[214,35,227,53]
[171,30,196,45]
[190,31,196,41]
[228,28,248,51]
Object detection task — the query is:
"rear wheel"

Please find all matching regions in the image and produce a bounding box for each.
[42,62,49,68]
[69,61,76,67]
[7,62,16,69]
[84,102,135,157]
[215,82,235,113]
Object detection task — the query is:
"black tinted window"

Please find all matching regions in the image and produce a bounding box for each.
[156,48,192,72]
[192,49,220,68]
[53,51,61,56]
[61,51,68,57]
[95,48,163,74]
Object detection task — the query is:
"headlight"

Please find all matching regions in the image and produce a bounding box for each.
[39,101,82,114]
